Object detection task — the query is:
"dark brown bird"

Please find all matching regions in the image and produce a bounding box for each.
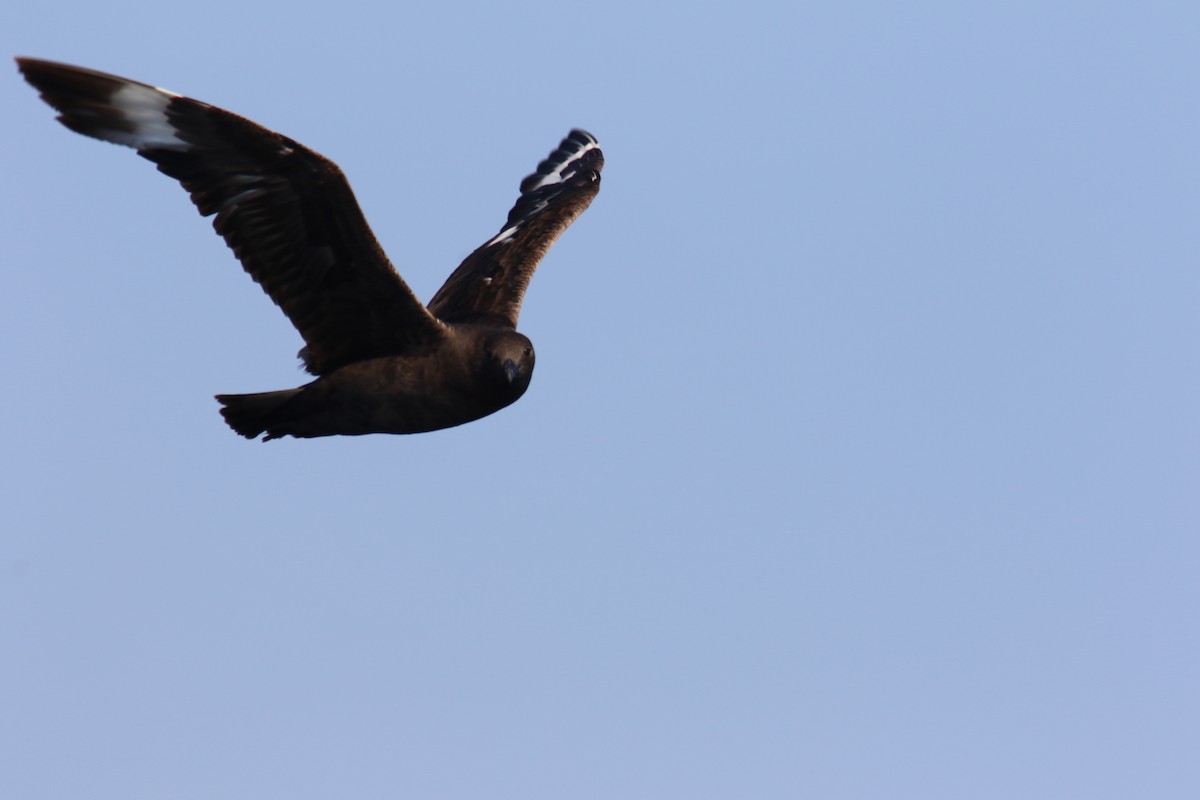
[16,57,602,440]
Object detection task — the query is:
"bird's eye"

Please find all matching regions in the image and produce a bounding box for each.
[523,346,533,358]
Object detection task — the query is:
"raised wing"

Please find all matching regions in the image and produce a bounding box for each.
[427,129,602,328]
[17,57,445,375]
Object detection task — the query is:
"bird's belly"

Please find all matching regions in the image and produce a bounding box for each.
[287,357,524,437]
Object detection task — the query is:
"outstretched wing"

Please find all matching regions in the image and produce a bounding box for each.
[427,129,602,328]
[17,57,446,375]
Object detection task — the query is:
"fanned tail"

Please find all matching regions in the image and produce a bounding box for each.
[215,389,301,440]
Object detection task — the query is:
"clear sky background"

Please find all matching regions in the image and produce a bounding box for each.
[2,2,1197,798]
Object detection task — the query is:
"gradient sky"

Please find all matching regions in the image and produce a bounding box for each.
[3,2,1197,798]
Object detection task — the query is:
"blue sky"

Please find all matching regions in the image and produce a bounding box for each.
[3,2,1197,798]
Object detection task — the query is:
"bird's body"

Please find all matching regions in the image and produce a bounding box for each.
[16,58,602,440]
[221,326,535,439]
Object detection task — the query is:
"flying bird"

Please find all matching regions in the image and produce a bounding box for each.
[16,58,602,440]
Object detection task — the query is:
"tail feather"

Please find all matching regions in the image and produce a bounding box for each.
[215,389,301,440]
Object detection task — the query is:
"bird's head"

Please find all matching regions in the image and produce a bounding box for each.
[481,330,536,399]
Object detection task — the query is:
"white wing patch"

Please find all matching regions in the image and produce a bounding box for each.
[522,131,601,191]
[484,223,521,248]
[481,131,599,250]
[106,81,187,150]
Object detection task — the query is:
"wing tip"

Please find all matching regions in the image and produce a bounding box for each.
[17,57,188,151]
[520,129,604,193]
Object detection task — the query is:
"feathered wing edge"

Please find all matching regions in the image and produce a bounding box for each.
[15,57,447,375]
[427,129,603,328]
